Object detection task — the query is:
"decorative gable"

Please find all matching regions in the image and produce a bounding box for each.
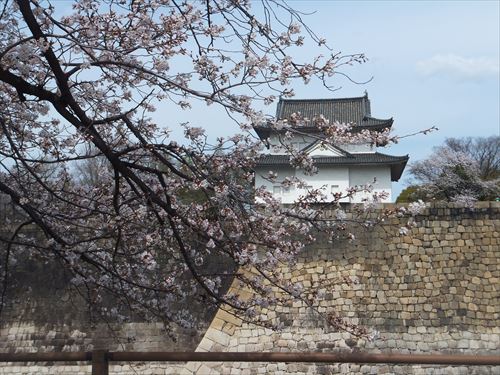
[302,140,349,157]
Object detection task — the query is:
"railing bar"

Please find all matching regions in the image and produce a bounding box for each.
[1,352,499,366]
[92,350,108,375]
[108,352,500,366]
[0,352,91,362]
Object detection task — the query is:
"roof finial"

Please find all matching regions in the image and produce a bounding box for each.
[364,90,368,98]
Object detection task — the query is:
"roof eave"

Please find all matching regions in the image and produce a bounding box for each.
[357,118,394,132]
[253,126,272,141]
[255,124,392,137]
[389,156,409,181]
[255,155,410,170]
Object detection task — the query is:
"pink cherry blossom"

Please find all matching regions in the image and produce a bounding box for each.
[0,0,425,338]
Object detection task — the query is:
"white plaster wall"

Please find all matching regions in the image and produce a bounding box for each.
[339,143,374,153]
[255,166,295,203]
[267,136,375,155]
[255,166,392,204]
[267,134,315,154]
[296,167,350,203]
[255,166,351,204]
[349,166,392,202]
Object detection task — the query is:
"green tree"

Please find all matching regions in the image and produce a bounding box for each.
[395,185,427,203]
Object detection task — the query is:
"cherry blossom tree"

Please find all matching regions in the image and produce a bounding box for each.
[0,0,424,335]
[444,136,499,180]
[408,137,499,204]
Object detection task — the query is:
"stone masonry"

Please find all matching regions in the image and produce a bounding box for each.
[185,202,500,375]
[0,202,499,374]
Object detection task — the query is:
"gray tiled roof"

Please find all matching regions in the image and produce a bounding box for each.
[275,93,392,128]
[257,152,408,165]
[256,152,409,181]
[253,94,393,141]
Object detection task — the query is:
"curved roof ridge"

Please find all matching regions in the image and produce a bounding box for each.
[363,115,393,122]
[373,151,409,159]
[279,95,367,102]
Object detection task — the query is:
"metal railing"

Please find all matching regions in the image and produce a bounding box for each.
[1,351,499,375]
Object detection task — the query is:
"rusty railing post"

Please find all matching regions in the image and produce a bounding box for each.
[91,350,109,375]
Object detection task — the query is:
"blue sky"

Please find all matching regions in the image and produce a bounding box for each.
[52,0,499,201]
[281,0,500,198]
[160,0,499,200]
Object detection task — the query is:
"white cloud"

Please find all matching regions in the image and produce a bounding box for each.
[416,54,499,79]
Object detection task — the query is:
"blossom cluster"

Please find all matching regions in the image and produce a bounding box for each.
[0,0,421,338]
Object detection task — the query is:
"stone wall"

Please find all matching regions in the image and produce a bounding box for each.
[0,220,217,374]
[0,252,209,374]
[188,202,499,374]
[0,202,499,374]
